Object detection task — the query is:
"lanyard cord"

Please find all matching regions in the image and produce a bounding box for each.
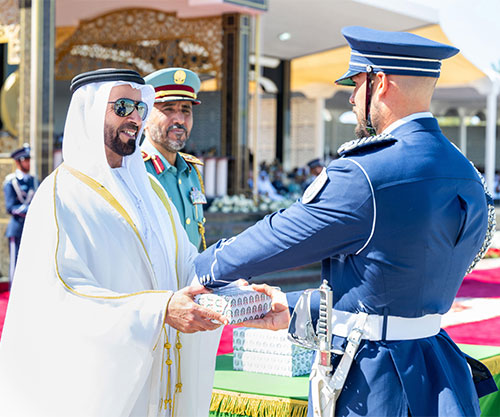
[364,67,377,136]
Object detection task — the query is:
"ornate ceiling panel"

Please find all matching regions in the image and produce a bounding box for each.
[55,8,223,85]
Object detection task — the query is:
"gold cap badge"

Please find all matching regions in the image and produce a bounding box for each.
[173,70,186,84]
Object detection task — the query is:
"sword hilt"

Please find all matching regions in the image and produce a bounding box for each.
[317,280,333,367]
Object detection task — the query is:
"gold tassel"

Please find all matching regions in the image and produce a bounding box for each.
[162,325,173,412]
[171,331,183,416]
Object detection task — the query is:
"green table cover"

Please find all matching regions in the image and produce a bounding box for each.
[460,344,500,417]
[210,344,500,417]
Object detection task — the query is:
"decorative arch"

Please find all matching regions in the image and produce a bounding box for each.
[55,8,223,85]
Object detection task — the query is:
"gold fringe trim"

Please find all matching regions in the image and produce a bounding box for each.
[482,354,500,376]
[210,389,308,417]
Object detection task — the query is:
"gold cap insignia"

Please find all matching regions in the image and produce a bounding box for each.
[173,70,186,84]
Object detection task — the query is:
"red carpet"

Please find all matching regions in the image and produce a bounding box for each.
[217,324,235,355]
[0,291,9,338]
[445,315,500,346]
[456,267,500,298]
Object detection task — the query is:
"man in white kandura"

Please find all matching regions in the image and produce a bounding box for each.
[0,68,226,417]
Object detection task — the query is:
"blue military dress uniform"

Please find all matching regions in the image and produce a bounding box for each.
[194,27,497,416]
[3,146,37,281]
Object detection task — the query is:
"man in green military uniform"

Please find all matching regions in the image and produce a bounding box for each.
[142,67,207,250]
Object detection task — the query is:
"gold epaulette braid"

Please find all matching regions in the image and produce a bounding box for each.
[192,164,205,194]
[198,222,207,251]
[192,164,207,250]
[466,165,496,274]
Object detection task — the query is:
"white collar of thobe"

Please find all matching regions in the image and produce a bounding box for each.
[382,111,434,135]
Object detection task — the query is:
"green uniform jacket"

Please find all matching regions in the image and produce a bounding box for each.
[141,140,206,250]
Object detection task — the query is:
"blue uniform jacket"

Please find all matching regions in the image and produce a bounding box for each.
[195,118,493,416]
[3,172,37,238]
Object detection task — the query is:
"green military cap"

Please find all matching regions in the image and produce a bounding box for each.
[145,68,201,105]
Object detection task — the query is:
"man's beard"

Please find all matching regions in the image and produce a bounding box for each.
[104,122,137,157]
[150,123,189,153]
[354,111,371,138]
[354,102,379,138]
[355,121,370,139]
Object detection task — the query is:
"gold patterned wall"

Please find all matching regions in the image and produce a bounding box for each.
[0,0,20,64]
[55,8,223,85]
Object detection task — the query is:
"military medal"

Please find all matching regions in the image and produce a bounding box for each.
[190,187,207,204]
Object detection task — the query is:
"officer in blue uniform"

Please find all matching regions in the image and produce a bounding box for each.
[302,158,324,190]
[141,68,207,250]
[3,145,37,281]
[194,26,497,416]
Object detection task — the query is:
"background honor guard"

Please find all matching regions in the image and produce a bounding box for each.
[3,145,37,282]
[302,158,325,190]
[194,26,497,416]
[142,67,207,250]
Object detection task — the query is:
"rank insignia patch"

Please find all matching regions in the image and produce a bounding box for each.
[302,168,328,204]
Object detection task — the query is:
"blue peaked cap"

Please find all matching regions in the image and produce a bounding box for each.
[335,26,460,86]
[10,144,30,161]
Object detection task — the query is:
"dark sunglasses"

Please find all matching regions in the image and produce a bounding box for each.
[108,98,148,120]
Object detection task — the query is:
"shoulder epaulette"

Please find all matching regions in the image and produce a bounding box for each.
[141,150,165,175]
[141,150,151,162]
[179,152,204,166]
[337,133,397,157]
[3,173,15,186]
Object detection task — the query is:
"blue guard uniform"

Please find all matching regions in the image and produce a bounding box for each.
[142,68,207,250]
[194,27,497,416]
[3,146,37,281]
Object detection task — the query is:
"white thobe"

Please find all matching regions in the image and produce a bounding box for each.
[0,164,221,417]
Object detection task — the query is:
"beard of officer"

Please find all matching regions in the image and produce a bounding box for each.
[145,101,194,157]
[351,73,437,138]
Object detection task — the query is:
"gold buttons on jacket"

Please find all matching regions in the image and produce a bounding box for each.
[186,218,191,225]
[178,179,182,184]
